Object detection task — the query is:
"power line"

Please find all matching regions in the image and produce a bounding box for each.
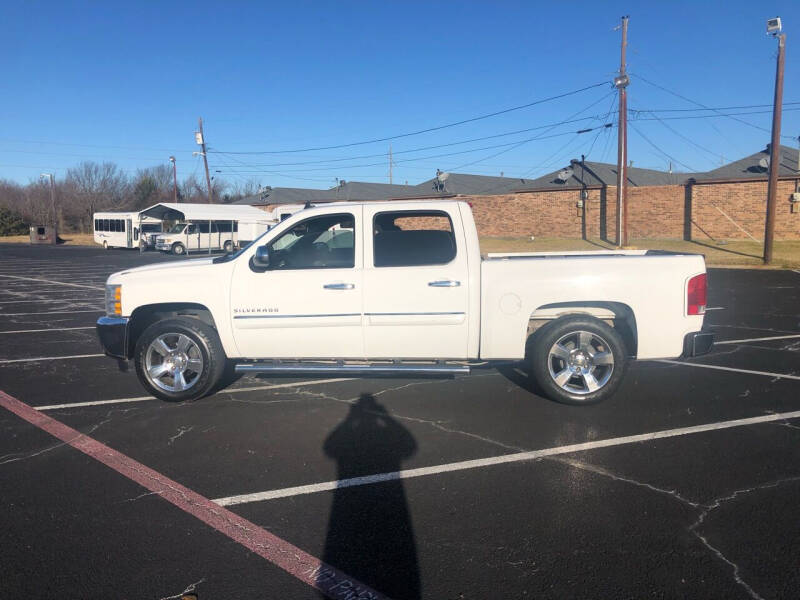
[632,101,800,113]
[629,122,697,172]
[208,113,614,169]
[444,90,616,173]
[633,73,797,140]
[211,81,610,155]
[585,91,619,159]
[631,105,726,163]
[212,129,587,174]
[631,107,800,121]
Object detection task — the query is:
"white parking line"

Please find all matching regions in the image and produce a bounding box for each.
[657,359,800,381]
[0,326,95,334]
[715,334,800,345]
[0,309,101,316]
[0,353,104,365]
[213,409,800,506]
[35,377,354,410]
[0,274,103,290]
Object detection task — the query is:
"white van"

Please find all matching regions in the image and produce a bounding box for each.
[153,221,259,255]
[93,212,163,249]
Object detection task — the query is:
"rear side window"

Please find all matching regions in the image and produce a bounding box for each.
[373,210,456,267]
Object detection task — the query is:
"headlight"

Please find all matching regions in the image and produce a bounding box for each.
[105,284,122,317]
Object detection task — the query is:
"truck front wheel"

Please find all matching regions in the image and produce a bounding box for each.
[172,242,186,255]
[134,317,226,402]
[529,316,628,405]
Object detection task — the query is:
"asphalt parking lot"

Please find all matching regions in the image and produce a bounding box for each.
[1,243,799,600]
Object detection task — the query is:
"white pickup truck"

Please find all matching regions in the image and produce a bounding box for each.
[97,200,713,405]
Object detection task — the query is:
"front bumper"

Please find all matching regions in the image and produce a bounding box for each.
[683,331,714,357]
[96,316,129,359]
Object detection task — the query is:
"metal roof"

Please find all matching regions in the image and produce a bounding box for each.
[138,203,274,223]
[233,181,417,205]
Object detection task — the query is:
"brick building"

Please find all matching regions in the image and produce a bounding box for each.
[235,146,800,241]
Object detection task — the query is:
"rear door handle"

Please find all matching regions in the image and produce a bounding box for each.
[428,280,461,287]
[323,283,355,290]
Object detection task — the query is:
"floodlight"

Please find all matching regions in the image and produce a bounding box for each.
[767,17,782,34]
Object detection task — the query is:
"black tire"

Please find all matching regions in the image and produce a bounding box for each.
[172,242,186,255]
[223,240,233,253]
[134,317,226,402]
[529,315,628,405]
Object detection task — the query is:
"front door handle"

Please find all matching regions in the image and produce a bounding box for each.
[323,283,355,290]
[428,280,461,287]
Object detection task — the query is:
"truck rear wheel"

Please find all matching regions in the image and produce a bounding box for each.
[223,240,233,253]
[172,242,186,255]
[134,317,226,402]
[529,315,627,405]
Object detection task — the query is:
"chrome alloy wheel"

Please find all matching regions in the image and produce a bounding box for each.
[546,330,614,395]
[144,333,204,392]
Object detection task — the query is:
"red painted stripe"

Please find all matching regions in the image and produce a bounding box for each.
[0,390,389,600]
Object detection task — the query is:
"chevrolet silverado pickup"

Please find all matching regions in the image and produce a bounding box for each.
[96,200,713,405]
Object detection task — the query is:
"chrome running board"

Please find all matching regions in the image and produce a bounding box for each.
[234,361,471,376]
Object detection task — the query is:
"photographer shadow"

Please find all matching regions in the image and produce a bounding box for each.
[319,393,420,599]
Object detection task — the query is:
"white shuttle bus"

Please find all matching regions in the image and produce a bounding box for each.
[93,211,163,249]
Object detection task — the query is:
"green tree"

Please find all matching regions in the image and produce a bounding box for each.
[0,206,28,236]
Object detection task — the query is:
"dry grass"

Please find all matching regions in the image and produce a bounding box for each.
[479,237,800,269]
[0,233,96,246]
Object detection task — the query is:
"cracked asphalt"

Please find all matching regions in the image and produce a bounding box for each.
[1,244,799,599]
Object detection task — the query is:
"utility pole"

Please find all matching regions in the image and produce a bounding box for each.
[169,156,178,203]
[388,144,393,184]
[614,16,630,247]
[764,24,786,264]
[196,117,214,203]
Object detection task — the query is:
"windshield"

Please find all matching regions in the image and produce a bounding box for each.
[167,224,185,234]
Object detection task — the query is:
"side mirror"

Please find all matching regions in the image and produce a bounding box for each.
[252,245,271,269]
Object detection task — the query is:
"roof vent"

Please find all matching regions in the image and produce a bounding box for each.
[555,167,574,183]
[434,171,450,192]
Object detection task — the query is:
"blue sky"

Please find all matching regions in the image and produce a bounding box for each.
[2,0,799,189]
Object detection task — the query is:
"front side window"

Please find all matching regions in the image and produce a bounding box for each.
[267,213,355,270]
[373,210,456,267]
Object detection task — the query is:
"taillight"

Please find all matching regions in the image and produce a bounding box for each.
[687,274,707,315]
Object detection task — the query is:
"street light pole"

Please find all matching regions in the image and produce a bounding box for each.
[40,173,56,229]
[196,117,213,203]
[764,23,786,264]
[169,156,178,203]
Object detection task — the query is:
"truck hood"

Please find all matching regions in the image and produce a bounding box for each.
[108,258,217,283]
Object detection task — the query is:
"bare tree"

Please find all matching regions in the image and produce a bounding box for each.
[65,161,129,231]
